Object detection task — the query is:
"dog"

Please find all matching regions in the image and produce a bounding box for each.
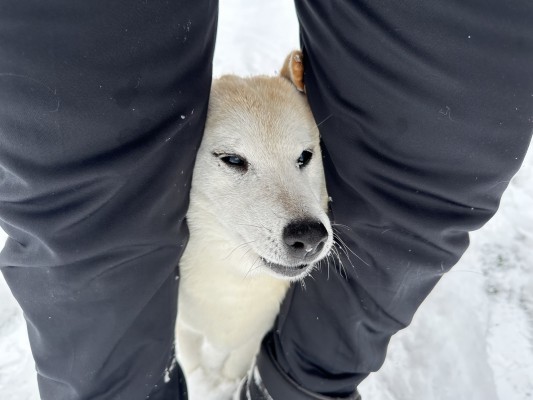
[176,51,333,400]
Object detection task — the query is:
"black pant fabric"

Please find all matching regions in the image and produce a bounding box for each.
[1,1,532,400]
[0,1,217,399]
[256,1,533,398]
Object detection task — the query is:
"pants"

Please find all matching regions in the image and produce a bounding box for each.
[0,1,217,398]
[1,1,531,399]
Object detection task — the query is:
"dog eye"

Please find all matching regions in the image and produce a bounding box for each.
[220,155,248,169]
[297,150,313,168]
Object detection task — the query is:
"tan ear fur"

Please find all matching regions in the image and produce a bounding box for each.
[280,50,305,93]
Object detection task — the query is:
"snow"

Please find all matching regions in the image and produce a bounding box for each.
[1,1,532,399]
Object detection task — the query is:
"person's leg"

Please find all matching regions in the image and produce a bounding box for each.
[252,0,533,398]
[0,1,217,399]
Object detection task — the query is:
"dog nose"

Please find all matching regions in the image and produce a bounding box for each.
[283,219,328,260]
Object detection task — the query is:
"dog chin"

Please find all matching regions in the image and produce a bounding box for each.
[260,258,314,280]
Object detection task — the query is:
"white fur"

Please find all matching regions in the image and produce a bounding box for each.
[177,73,331,400]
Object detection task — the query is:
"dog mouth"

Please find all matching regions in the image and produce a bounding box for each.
[260,258,311,279]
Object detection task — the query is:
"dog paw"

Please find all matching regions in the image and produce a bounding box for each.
[187,366,240,400]
[281,50,305,93]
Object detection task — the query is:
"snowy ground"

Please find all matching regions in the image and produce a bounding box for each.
[1,1,532,399]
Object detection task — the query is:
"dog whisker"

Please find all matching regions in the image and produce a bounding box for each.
[327,252,335,281]
[243,255,272,281]
[332,228,370,267]
[324,255,330,280]
[236,222,272,233]
[239,246,256,264]
[330,245,342,267]
[314,114,333,129]
[321,253,330,280]
[332,239,355,277]
[332,238,362,280]
[333,236,354,265]
[307,270,316,281]
[331,222,352,231]
[243,257,261,281]
[269,209,286,221]
[222,240,257,260]
[330,245,349,280]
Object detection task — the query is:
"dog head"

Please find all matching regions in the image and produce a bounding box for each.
[189,51,332,281]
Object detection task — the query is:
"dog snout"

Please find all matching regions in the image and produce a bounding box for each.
[283,219,328,261]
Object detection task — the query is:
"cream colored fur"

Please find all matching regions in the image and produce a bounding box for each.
[176,52,332,400]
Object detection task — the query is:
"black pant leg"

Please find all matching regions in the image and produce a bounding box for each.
[0,1,217,399]
[257,1,533,398]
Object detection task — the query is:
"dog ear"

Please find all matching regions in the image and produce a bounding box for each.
[280,50,305,93]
